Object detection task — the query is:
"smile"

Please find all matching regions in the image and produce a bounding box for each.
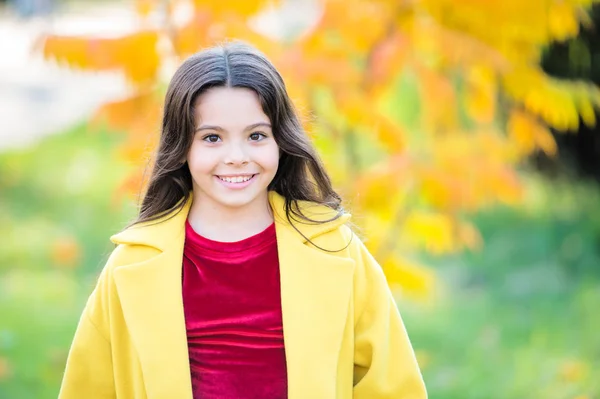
[217,174,256,183]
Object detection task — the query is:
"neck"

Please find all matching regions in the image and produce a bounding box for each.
[186,192,274,242]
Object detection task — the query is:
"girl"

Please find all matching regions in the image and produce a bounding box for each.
[59,41,427,399]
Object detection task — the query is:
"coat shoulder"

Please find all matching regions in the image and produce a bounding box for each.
[101,242,161,274]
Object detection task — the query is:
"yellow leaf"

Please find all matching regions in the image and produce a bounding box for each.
[578,96,597,128]
[135,0,156,17]
[361,216,391,257]
[336,89,369,126]
[464,65,497,124]
[382,256,436,299]
[548,2,580,41]
[404,210,455,254]
[354,163,403,217]
[195,0,274,18]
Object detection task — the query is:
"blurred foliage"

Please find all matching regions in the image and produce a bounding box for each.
[0,125,135,398]
[541,3,600,183]
[39,0,600,297]
[408,179,600,398]
[2,0,599,397]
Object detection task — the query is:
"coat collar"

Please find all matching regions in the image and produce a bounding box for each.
[110,191,351,249]
[109,191,355,399]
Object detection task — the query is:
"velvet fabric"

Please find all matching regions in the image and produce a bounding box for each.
[182,220,288,399]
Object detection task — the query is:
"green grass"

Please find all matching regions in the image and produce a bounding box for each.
[403,181,600,398]
[0,124,136,398]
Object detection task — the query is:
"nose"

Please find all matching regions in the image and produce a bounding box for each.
[223,141,249,165]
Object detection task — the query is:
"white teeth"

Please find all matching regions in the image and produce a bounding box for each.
[219,175,253,183]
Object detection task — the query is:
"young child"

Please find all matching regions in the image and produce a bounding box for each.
[59,41,427,399]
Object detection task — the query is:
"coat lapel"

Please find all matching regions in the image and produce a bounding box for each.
[111,200,193,398]
[269,192,356,399]
[110,192,355,399]
[275,225,355,399]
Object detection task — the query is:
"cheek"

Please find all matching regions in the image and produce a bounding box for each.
[266,143,281,169]
[187,146,217,174]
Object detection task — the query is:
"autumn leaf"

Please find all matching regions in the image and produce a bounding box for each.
[404,210,455,254]
[464,64,497,124]
[43,31,161,84]
[382,256,436,299]
[194,0,274,18]
[508,109,557,157]
[51,236,81,269]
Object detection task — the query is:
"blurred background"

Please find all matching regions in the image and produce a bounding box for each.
[1,0,600,398]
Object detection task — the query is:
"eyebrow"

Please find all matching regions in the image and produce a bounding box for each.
[195,122,272,132]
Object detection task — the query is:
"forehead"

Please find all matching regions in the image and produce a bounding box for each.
[193,87,270,126]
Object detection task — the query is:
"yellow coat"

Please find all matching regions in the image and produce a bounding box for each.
[59,191,427,399]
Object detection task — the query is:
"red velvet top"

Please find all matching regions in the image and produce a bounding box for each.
[182,220,288,399]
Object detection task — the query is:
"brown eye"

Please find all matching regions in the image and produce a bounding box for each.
[249,132,266,141]
[203,134,221,143]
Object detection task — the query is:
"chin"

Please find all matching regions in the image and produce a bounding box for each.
[212,192,264,208]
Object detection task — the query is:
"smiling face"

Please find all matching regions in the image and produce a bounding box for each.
[186,86,280,214]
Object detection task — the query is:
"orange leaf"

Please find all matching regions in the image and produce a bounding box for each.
[415,63,458,133]
[113,164,153,202]
[43,31,160,84]
[92,90,161,133]
[508,109,557,157]
[51,236,81,269]
[371,113,406,153]
[367,31,410,93]
[172,10,213,56]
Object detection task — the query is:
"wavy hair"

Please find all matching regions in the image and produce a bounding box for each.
[134,41,345,237]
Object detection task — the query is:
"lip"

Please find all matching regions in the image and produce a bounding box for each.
[215,174,257,190]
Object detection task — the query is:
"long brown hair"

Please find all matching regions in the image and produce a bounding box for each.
[135,41,344,232]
